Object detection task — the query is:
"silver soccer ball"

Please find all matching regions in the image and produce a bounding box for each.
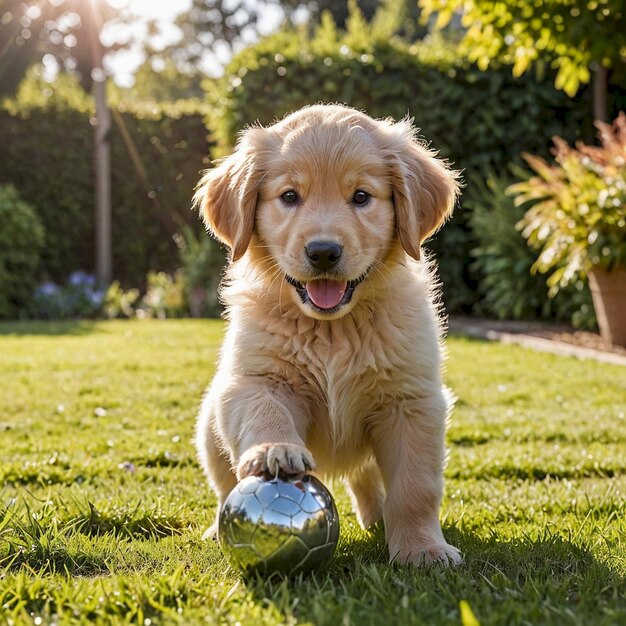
[218,474,340,576]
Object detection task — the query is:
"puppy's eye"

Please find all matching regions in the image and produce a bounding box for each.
[281,190,299,205]
[353,190,370,206]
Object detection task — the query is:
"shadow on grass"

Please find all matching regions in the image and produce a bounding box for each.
[0,495,186,581]
[0,501,111,577]
[1,544,111,578]
[242,525,624,625]
[0,320,104,336]
[443,525,622,581]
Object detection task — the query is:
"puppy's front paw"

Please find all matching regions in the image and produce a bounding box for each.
[201,522,218,541]
[237,443,315,480]
[390,541,462,568]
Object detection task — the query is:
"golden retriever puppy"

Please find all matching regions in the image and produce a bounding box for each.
[194,104,462,566]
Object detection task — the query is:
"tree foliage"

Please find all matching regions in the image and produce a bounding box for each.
[419,0,626,96]
[299,0,381,25]
[167,0,262,65]
[163,0,422,72]
[0,0,129,95]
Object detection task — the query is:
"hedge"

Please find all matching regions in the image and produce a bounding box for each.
[208,23,600,313]
[0,79,211,287]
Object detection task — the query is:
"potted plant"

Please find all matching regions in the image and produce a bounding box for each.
[509,113,626,346]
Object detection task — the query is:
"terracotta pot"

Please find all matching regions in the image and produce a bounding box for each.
[588,266,626,347]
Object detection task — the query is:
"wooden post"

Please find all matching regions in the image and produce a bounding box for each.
[593,64,609,123]
[93,74,112,287]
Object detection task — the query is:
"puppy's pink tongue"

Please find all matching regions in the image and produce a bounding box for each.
[305,279,347,309]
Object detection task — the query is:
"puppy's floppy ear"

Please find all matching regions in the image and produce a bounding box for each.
[194,130,262,262]
[389,122,461,260]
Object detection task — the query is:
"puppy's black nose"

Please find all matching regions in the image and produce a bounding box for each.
[305,240,343,271]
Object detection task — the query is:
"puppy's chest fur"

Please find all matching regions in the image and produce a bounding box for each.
[254,305,424,453]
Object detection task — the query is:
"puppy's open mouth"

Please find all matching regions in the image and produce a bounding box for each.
[285,268,371,313]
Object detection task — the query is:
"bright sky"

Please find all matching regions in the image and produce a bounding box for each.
[104,0,284,86]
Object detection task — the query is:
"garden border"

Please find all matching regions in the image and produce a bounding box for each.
[450,316,626,367]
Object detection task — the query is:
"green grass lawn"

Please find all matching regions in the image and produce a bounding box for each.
[1,320,624,626]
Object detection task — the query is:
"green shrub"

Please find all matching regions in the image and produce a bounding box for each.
[103,281,140,319]
[0,70,211,287]
[468,171,596,327]
[174,226,225,317]
[138,271,188,318]
[0,185,45,318]
[208,19,592,312]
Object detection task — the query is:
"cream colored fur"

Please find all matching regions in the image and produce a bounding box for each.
[194,104,462,566]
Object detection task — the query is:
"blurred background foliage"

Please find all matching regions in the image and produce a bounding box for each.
[0,68,211,286]
[0,0,624,324]
[420,0,626,98]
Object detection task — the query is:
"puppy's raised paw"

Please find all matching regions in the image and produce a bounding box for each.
[237,442,315,480]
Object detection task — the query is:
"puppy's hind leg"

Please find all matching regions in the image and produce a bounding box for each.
[346,460,385,530]
[195,397,237,540]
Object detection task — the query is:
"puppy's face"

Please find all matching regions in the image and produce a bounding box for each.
[254,121,396,319]
[195,105,460,320]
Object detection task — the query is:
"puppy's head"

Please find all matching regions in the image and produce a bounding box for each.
[195,105,460,319]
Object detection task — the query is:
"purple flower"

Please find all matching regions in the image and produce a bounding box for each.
[90,289,106,305]
[68,271,96,288]
[34,281,60,297]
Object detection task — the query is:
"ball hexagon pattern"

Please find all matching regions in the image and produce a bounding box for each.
[218,474,340,576]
